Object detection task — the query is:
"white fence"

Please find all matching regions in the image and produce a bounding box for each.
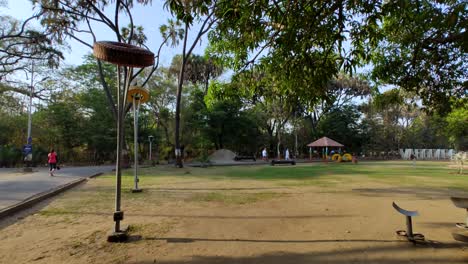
[399,149,455,160]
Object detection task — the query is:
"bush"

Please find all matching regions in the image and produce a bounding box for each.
[0,145,22,168]
[32,147,48,167]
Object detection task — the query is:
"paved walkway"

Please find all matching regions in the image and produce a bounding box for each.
[0,165,114,210]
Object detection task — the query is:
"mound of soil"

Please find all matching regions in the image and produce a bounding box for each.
[208,149,236,162]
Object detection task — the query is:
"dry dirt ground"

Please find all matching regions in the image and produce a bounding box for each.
[1,164,467,264]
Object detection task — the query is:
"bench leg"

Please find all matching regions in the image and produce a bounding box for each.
[406,216,414,240]
[466,209,468,227]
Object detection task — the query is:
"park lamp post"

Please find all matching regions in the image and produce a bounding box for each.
[23,61,35,172]
[148,135,154,162]
[24,61,49,172]
[93,41,154,242]
[128,86,149,193]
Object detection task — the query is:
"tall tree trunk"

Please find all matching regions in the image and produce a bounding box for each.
[277,128,281,160]
[310,112,319,137]
[204,77,209,96]
[174,23,189,168]
[294,111,298,158]
[174,73,184,168]
[295,130,298,158]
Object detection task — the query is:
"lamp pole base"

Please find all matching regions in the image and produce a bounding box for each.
[107,225,129,243]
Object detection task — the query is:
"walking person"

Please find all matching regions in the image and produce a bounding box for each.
[285,148,290,160]
[48,149,57,176]
[262,148,268,161]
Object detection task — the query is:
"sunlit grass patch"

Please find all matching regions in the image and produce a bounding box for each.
[189,192,282,205]
[97,161,463,190]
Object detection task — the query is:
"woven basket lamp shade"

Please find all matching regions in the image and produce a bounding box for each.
[127,86,150,103]
[93,41,154,67]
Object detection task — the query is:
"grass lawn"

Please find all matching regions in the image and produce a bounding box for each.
[37,161,466,224]
[116,160,467,189]
[1,160,467,264]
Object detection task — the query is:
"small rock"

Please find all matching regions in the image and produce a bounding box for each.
[346,230,351,233]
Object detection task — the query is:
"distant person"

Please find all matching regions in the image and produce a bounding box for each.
[410,153,416,166]
[285,148,290,160]
[262,148,268,161]
[48,149,57,176]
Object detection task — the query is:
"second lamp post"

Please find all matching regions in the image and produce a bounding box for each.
[128,86,149,193]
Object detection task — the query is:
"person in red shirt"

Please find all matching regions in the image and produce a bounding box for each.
[48,149,57,176]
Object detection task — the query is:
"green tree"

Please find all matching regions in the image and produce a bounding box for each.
[33,0,181,118]
[209,1,381,97]
[78,87,116,163]
[446,100,468,149]
[165,0,218,167]
[317,105,364,153]
[304,74,372,136]
[146,67,178,162]
[0,9,63,84]
[371,0,467,113]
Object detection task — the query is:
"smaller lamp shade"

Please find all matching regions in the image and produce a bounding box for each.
[127,86,150,103]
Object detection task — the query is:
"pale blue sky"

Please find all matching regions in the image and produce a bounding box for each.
[2,0,207,67]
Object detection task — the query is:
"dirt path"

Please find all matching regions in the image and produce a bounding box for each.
[0,178,467,264]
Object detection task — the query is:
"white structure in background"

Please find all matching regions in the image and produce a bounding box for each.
[453,151,467,174]
[448,149,454,158]
[419,149,426,160]
[399,149,455,160]
[426,149,433,159]
[436,149,448,159]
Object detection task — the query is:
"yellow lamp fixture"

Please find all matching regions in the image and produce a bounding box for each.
[127,86,150,103]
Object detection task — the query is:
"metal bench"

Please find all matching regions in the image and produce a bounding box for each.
[450,197,468,229]
[234,155,256,161]
[450,197,468,243]
[452,232,468,243]
[392,202,424,242]
[271,160,296,166]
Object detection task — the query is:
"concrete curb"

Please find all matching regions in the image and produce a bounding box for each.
[0,171,109,219]
[88,172,103,179]
[0,169,111,219]
[0,178,87,219]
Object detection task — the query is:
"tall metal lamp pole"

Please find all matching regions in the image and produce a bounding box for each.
[23,61,34,171]
[92,41,154,242]
[128,86,149,193]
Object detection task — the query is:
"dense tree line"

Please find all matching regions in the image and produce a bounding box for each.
[0,54,465,166]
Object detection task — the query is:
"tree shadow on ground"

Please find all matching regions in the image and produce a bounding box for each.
[125,238,467,264]
[26,210,355,220]
[421,222,458,229]
[352,187,468,200]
